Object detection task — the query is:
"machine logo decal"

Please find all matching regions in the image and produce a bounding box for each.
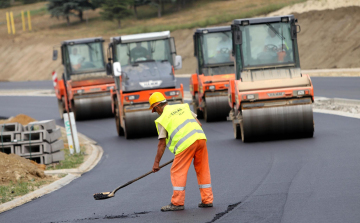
[139,80,162,88]
[267,92,284,97]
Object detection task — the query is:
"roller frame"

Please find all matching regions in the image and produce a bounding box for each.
[192,93,204,119]
[57,97,65,119]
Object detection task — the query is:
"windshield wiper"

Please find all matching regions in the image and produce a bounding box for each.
[267,24,285,40]
[161,59,168,63]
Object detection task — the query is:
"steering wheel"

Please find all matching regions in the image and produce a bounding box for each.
[135,57,147,62]
[264,44,278,52]
[219,48,231,54]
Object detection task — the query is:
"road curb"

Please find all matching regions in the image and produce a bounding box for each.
[0,132,103,214]
[313,109,360,119]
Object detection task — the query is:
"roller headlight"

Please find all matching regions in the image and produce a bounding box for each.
[77,89,84,94]
[165,91,180,96]
[209,85,215,90]
[297,90,305,95]
[125,95,139,101]
[247,94,255,99]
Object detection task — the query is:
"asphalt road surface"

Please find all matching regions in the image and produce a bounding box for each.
[1,76,359,99]
[0,92,360,223]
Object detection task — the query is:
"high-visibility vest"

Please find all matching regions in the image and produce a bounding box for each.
[155,104,207,155]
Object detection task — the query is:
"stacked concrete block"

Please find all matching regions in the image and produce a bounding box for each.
[0,120,65,165]
[0,123,22,144]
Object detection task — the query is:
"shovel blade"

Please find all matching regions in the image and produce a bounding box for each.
[93,192,114,200]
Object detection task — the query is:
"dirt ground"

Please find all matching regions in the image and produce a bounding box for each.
[0,152,46,185]
[294,7,360,69]
[0,114,37,125]
[0,0,360,81]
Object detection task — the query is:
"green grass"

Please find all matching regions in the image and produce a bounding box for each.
[114,0,307,35]
[44,0,306,34]
[46,146,86,170]
[14,7,47,18]
[0,180,51,204]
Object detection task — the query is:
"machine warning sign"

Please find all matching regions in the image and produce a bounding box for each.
[139,80,162,88]
[267,92,285,97]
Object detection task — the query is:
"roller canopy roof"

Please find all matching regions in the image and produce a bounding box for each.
[195,26,230,34]
[61,37,104,46]
[111,31,171,43]
[233,15,295,25]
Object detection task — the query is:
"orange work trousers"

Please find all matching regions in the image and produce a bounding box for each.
[170,139,213,206]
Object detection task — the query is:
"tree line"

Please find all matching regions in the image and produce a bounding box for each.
[47,0,202,28]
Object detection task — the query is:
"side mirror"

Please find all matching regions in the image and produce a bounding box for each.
[53,50,58,61]
[174,55,182,70]
[106,63,112,75]
[113,62,122,77]
[234,30,242,45]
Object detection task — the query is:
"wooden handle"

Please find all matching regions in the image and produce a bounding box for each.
[112,159,174,194]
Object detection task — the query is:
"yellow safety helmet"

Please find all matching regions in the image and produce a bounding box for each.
[149,92,166,112]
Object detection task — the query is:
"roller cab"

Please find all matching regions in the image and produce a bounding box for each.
[191,26,235,122]
[53,37,115,120]
[229,15,314,142]
[108,31,184,139]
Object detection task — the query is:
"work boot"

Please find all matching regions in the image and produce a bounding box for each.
[198,202,213,208]
[161,203,184,212]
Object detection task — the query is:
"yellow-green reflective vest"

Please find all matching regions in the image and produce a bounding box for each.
[155,104,207,155]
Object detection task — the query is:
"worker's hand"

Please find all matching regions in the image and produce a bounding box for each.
[152,162,160,173]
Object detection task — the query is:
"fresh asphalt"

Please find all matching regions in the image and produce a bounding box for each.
[1,76,359,99]
[0,78,359,223]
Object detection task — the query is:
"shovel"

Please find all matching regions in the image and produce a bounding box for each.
[93,159,174,200]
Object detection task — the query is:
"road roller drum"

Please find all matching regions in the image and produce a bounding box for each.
[72,94,113,120]
[123,109,158,139]
[204,94,231,122]
[241,103,314,142]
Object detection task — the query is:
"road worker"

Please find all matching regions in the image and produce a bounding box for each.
[149,92,213,212]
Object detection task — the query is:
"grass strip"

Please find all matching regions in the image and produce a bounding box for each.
[0,180,52,204]
[46,146,86,170]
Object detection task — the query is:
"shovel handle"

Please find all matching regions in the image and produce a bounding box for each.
[112,159,174,194]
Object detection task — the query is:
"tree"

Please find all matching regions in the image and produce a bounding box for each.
[151,0,177,18]
[0,0,11,8]
[47,0,96,26]
[133,0,150,19]
[100,0,132,29]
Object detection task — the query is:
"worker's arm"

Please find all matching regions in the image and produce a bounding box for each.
[153,138,166,172]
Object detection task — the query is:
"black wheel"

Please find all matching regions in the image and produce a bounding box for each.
[193,93,204,119]
[233,122,241,139]
[114,100,124,136]
[71,100,78,120]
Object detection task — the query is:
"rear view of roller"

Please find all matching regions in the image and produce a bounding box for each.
[229,15,315,142]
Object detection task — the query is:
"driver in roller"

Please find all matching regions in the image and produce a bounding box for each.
[130,42,150,62]
[263,27,288,62]
[215,34,233,63]
[70,47,84,70]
